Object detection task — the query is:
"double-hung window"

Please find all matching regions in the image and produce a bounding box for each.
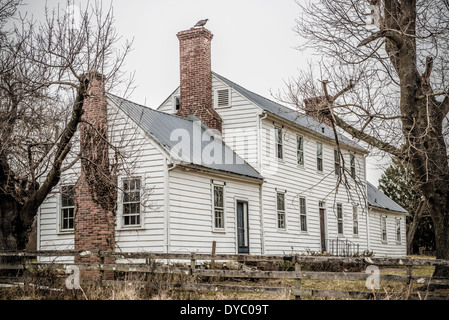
[353,205,359,235]
[381,216,387,242]
[317,143,323,172]
[334,149,340,176]
[337,203,344,235]
[123,178,141,227]
[213,185,225,230]
[275,127,283,160]
[60,185,75,231]
[276,192,286,229]
[396,218,401,243]
[350,154,356,179]
[299,197,307,232]
[297,135,304,166]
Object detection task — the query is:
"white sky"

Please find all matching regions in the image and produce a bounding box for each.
[25,0,388,185]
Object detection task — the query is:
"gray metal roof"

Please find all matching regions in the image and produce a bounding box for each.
[212,72,367,153]
[107,93,263,180]
[366,181,407,214]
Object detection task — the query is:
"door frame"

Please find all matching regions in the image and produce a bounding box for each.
[236,199,250,254]
[319,201,327,253]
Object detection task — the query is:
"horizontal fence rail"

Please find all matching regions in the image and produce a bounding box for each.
[1,250,449,300]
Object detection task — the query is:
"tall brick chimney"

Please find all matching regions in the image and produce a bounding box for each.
[74,70,115,280]
[176,27,222,132]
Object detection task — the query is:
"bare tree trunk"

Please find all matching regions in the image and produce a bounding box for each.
[406,201,428,255]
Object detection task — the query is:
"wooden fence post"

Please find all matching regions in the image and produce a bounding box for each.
[294,256,302,300]
[406,265,413,298]
[211,241,216,269]
[188,253,196,300]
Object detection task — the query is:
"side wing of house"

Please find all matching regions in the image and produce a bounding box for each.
[168,167,262,255]
[368,209,407,258]
[37,98,169,257]
[366,182,408,258]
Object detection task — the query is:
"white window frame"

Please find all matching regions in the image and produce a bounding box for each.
[381,215,387,243]
[334,149,340,176]
[350,154,356,179]
[120,177,143,229]
[353,205,359,236]
[317,142,323,172]
[297,135,304,166]
[214,88,231,108]
[337,203,344,235]
[60,184,75,232]
[395,217,401,244]
[212,183,226,232]
[299,197,307,232]
[275,126,283,160]
[276,192,286,230]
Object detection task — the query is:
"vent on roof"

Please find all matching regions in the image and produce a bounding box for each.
[215,89,230,108]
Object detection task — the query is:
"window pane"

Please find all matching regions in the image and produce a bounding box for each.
[334,149,340,175]
[61,185,74,207]
[278,213,285,229]
[337,204,343,234]
[350,154,356,178]
[214,186,223,208]
[297,136,304,165]
[300,215,307,232]
[61,186,75,230]
[317,143,322,157]
[275,127,283,159]
[277,193,285,211]
[215,209,224,229]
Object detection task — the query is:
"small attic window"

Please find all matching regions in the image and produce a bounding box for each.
[172,95,180,112]
[214,89,230,108]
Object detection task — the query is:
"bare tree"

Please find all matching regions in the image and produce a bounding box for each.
[282,0,449,277]
[0,0,133,251]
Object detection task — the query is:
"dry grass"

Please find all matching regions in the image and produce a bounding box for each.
[1,255,448,300]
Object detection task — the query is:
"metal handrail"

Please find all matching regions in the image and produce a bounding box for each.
[327,238,360,257]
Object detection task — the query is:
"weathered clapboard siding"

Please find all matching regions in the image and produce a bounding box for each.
[168,168,262,255]
[212,75,261,169]
[260,116,369,255]
[157,87,180,114]
[38,102,168,257]
[368,209,407,258]
[107,101,167,253]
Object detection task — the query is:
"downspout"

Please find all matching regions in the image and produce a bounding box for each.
[258,111,267,254]
[363,153,371,253]
[165,160,180,254]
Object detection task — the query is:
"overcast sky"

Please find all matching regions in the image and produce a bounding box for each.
[25,0,389,185]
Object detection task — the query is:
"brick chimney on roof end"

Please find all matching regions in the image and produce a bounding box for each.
[176,27,222,133]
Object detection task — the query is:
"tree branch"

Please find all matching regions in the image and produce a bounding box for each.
[330,111,402,157]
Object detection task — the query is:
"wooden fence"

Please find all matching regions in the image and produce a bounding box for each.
[1,250,449,300]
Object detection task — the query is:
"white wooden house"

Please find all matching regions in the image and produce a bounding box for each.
[37,26,407,259]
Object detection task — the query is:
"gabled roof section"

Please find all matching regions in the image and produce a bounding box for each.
[107,93,263,181]
[212,72,367,153]
[366,181,408,214]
